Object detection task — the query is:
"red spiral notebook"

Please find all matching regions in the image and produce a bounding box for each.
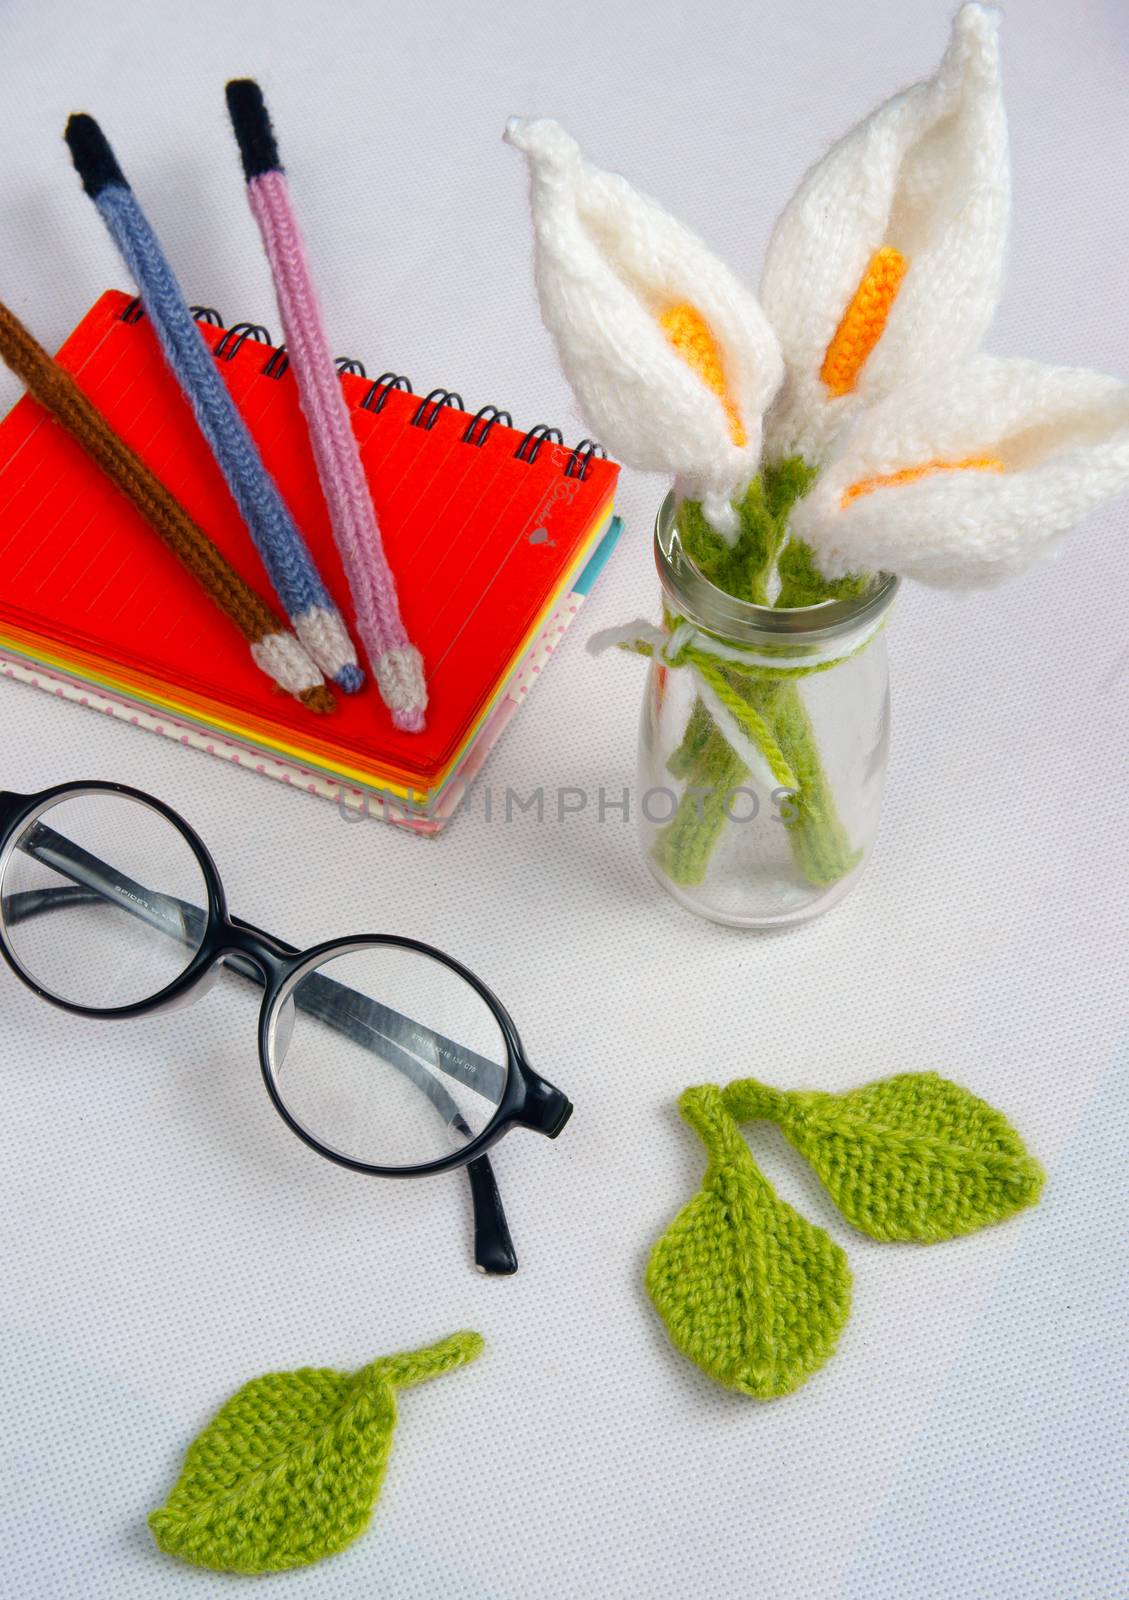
[0,290,621,829]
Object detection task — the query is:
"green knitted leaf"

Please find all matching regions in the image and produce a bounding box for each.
[149,1331,483,1574]
[646,1085,851,1398]
[725,1073,1044,1242]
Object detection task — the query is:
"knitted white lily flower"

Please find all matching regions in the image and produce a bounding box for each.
[789,357,1129,586]
[503,117,783,536]
[761,2,1009,465]
[507,3,1129,587]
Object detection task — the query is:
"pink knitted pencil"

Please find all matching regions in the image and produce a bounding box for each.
[225,79,426,733]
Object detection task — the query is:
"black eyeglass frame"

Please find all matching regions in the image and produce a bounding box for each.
[0,780,572,1276]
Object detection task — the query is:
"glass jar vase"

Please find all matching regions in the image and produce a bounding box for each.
[637,494,898,927]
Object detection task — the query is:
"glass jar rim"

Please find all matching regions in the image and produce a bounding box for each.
[654,491,898,644]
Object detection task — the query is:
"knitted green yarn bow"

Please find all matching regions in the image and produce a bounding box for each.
[149,1331,483,1574]
[646,1073,1043,1399]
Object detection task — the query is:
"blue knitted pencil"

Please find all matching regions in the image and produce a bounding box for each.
[64,113,363,693]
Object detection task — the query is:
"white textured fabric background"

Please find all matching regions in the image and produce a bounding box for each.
[1,1,1126,1596]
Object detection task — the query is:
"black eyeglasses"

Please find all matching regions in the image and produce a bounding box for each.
[0,780,572,1274]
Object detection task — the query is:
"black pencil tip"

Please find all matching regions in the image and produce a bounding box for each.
[225,79,282,180]
[64,113,128,198]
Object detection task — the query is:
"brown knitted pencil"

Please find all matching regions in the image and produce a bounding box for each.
[0,300,334,713]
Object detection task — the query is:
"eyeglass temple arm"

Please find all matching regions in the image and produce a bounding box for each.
[5,831,518,1273]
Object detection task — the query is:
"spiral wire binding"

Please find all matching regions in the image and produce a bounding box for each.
[262,345,290,379]
[463,405,513,447]
[117,301,605,475]
[214,322,271,361]
[564,438,607,481]
[411,389,463,430]
[361,372,411,414]
[515,424,563,464]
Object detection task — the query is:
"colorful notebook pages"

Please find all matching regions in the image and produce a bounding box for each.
[0,290,620,814]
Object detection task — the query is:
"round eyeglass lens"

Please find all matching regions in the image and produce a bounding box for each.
[266,941,510,1168]
[0,790,210,1009]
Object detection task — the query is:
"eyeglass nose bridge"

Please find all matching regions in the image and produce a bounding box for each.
[222,914,298,971]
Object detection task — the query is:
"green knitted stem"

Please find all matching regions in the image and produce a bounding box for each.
[666,696,714,780]
[678,1082,757,1168]
[655,718,749,886]
[652,465,868,892]
[361,1331,485,1391]
[719,1077,790,1123]
[776,534,872,610]
[769,683,862,886]
[655,670,859,891]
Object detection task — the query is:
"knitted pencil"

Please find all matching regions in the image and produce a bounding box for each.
[63,112,364,694]
[225,80,427,733]
[0,299,334,713]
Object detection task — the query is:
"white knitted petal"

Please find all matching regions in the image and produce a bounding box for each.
[762,3,1008,462]
[789,357,1129,587]
[505,117,782,515]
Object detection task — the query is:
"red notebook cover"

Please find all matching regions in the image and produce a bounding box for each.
[0,290,619,797]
